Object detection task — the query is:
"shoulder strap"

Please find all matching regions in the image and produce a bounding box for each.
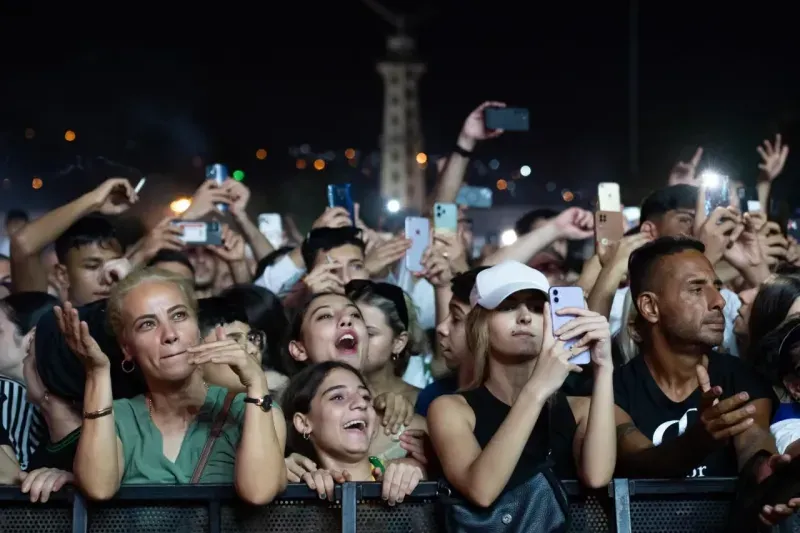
[191,391,237,484]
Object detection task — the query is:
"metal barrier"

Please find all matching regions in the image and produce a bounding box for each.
[0,478,752,533]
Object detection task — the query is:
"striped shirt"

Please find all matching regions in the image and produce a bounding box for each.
[0,377,44,470]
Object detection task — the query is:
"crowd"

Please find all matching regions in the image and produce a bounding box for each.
[1,101,800,531]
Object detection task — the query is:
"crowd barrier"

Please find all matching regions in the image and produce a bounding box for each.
[0,477,756,533]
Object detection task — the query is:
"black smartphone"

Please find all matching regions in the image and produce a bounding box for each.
[484,107,530,132]
[737,186,761,214]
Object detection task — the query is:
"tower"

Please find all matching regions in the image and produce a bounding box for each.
[377,34,426,212]
[362,0,431,213]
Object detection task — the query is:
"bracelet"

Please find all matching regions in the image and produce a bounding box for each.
[453,144,473,158]
[83,407,113,420]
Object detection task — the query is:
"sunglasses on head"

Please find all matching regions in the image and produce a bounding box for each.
[345,279,409,329]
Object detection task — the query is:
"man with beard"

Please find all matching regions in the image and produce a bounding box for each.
[613,237,797,525]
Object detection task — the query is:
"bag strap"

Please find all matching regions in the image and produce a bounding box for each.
[191,391,237,484]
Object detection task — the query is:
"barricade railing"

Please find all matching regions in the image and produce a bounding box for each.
[0,478,758,533]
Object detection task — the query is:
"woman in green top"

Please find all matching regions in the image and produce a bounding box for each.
[66,268,287,504]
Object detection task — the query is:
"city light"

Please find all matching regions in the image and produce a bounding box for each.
[255,149,267,160]
[170,198,192,214]
[64,130,76,142]
[501,229,518,246]
[31,177,43,190]
[520,165,531,177]
[296,159,307,169]
[416,152,428,164]
[313,159,326,171]
[386,199,401,213]
[496,179,508,191]
[345,148,356,159]
[562,189,575,202]
[233,170,245,181]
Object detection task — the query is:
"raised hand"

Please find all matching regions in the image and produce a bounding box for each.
[365,237,411,278]
[188,327,266,390]
[100,257,133,286]
[182,180,234,220]
[209,224,246,263]
[694,364,755,445]
[417,245,453,287]
[526,302,583,402]
[90,178,138,215]
[223,179,251,215]
[550,207,594,241]
[553,307,612,369]
[597,232,652,268]
[460,101,507,146]
[311,207,352,230]
[757,134,789,182]
[668,147,703,185]
[303,262,344,294]
[724,213,764,269]
[54,302,109,371]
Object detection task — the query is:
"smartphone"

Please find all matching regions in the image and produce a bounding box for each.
[205,164,228,213]
[700,171,730,216]
[737,186,761,214]
[484,107,530,132]
[594,211,625,247]
[597,182,621,212]
[258,213,284,249]
[172,221,223,246]
[327,183,355,224]
[456,185,493,208]
[404,216,430,273]
[787,219,800,241]
[433,203,458,233]
[549,287,590,365]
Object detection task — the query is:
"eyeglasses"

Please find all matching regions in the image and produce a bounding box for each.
[228,329,267,351]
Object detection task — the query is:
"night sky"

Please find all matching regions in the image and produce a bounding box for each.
[1,2,798,229]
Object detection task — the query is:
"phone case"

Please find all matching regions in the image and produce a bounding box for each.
[434,203,458,233]
[174,221,223,246]
[326,183,355,223]
[484,107,530,132]
[594,211,625,247]
[549,287,590,365]
[404,217,430,273]
[205,164,228,213]
[597,183,621,212]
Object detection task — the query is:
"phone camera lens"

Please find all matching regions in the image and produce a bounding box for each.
[554,297,560,304]
[552,289,559,296]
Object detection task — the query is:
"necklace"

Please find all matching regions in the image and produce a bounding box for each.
[147,381,209,419]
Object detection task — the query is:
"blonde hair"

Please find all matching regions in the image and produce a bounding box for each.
[615,290,642,365]
[108,267,199,339]
[464,306,492,390]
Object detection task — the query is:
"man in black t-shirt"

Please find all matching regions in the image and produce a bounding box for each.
[612,238,793,497]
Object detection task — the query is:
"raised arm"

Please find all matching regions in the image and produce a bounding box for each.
[57,304,125,500]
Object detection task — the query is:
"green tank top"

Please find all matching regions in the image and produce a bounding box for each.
[113,385,244,484]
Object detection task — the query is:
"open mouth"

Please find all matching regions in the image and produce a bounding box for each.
[335,330,359,354]
[342,419,367,434]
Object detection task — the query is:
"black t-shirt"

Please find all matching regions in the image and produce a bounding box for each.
[27,428,80,472]
[614,352,776,478]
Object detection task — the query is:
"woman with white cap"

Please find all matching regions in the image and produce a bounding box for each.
[427,260,615,532]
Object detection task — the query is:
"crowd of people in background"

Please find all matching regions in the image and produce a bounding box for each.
[2,101,800,531]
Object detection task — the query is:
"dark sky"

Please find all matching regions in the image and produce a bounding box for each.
[0,2,798,224]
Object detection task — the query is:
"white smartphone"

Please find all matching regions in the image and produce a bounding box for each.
[258,213,284,249]
[404,217,430,273]
[597,182,621,212]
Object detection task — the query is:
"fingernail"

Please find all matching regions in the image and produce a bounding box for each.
[319,494,326,499]
[740,392,749,400]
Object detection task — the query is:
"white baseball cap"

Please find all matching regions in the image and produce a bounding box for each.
[469,260,550,310]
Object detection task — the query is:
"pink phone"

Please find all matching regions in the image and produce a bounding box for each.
[404,217,430,273]
[548,286,590,365]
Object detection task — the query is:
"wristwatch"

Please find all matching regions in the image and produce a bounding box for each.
[244,394,273,412]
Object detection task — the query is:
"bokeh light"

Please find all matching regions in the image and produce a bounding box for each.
[501,229,518,246]
[496,179,508,191]
[313,159,326,171]
[233,170,245,181]
[562,189,574,202]
[32,177,43,190]
[24,128,35,140]
[170,198,192,214]
[255,149,267,160]
[64,130,76,142]
[416,152,428,164]
[345,148,356,159]
[520,165,531,177]
[296,159,307,170]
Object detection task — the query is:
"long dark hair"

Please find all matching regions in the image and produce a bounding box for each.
[747,275,800,360]
[280,361,370,459]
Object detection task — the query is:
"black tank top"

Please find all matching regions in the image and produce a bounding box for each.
[460,387,578,495]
